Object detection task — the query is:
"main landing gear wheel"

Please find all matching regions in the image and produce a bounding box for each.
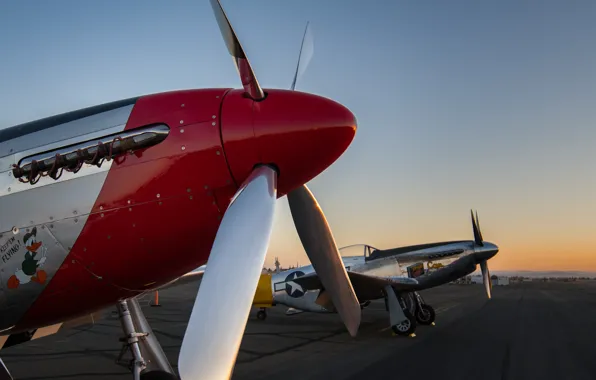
[256,308,267,321]
[391,309,417,336]
[415,304,435,325]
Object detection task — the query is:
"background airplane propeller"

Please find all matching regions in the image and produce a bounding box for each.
[177,1,360,379]
[471,209,492,299]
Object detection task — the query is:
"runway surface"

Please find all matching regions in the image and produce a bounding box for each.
[1,281,596,380]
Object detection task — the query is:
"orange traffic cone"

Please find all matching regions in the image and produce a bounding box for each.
[150,290,161,307]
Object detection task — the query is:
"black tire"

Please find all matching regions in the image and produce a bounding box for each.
[391,309,417,336]
[415,304,435,325]
[141,370,179,380]
[256,310,267,320]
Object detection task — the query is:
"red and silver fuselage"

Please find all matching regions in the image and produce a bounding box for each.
[0,88,356,335]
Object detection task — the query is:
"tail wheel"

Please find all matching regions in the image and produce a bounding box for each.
[391,309,417,336]
[415,304,435,325]
[256,309,267,320]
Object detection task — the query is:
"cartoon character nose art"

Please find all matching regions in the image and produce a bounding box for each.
[7,227,48,289]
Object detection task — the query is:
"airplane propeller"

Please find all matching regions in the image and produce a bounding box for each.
[290,21,314,91]
[177,2,360,379]
[471,209,492,299]
[286,19,361,338]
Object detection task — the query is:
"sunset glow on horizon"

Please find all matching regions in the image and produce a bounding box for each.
[1,0,595,274]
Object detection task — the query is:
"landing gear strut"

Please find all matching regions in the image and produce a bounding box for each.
[384,285,417,336]
[116,298,178,380]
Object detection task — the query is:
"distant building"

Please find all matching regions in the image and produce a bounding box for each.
[470,274,509,286]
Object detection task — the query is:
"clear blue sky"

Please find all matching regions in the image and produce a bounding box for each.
[2,0,596,271]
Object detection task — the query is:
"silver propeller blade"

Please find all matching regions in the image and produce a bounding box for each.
[287,185,361,336]
[471,209,483,246]
[475,210,484,242]
[480,260,491,299]
[209,0,265,100]
[290,21,314,91]
[178,165,277,380]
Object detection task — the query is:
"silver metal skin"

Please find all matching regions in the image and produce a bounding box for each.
[270,238,499,314]
[177,165,277,380]
[0,104,134,160]
[13,124,169,182]
[0,103,171,334]
[271,256,363,313]
[287,185,362,337]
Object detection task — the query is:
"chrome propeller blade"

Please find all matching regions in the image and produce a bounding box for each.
[480,260,492,299]
[290,21,314,91]
[209,0,265,100]
[471,209,494,299]
[287,185,361,336]
[471,209,483,246]
[178,165,277,380]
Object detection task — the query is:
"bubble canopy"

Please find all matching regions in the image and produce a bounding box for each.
[338,244,380,258]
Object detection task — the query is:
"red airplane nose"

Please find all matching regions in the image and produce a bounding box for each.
[220,89,357,195]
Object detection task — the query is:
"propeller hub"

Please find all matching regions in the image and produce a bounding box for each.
[220,89,357,196]
[474,241,499,262]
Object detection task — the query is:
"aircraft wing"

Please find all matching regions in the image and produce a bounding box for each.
[292,271,420,301]
[294,254,478,301]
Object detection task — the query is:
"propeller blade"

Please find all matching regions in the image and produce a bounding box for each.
[480,260,491,299]
[488,265,493,291]
[471,209,483,246]
[290,21,314,91]
[287,185,361,337]
[209,0,265,100]
[475,210,484,242]
[178,165,277,380]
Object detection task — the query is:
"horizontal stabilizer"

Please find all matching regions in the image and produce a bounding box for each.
[285,308,305,316]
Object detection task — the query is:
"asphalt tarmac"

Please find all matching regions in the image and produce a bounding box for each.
[1,280,595,380]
